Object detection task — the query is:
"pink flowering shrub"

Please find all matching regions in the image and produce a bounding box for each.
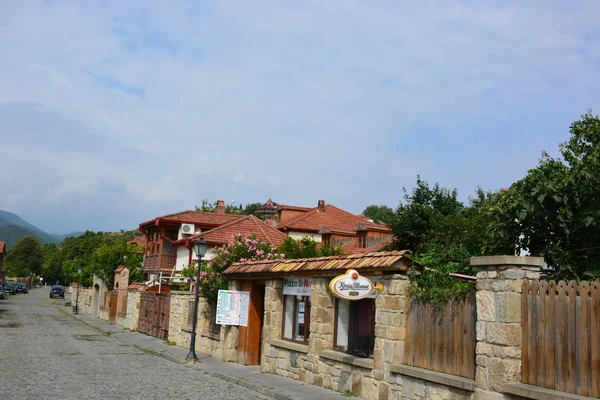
[200,234,284,304]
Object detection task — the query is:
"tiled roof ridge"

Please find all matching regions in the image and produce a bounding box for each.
[277,204,313,211]
[231,250,410,266]
[249,215,281,245]
[325,204,390,231]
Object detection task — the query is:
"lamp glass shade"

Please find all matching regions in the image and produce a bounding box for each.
[194,239,209,258]
[78,266,82,274]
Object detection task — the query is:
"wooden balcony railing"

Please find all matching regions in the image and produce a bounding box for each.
[143,254,177,274]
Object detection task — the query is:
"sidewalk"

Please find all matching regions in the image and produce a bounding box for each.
[66,307,359,400]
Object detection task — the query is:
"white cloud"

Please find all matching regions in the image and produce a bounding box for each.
[0,1,599,231]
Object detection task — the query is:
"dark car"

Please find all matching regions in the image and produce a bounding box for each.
[4,283,16,295]
[50,285,65,299]
[0,286,5,299]
[15,283,28,294]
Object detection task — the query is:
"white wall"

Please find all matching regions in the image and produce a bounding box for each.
[288,231,322,243]
[175,245,217,271]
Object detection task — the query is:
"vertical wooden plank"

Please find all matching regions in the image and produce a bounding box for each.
[528,280,538,385]
[567,281,577,395]
[404,298,412,365]
[591,281,600,398]
[433,303,440,374]
[521,280,530,384]
[556,281,567,393]
[578,281,590,396]
[536,280,547,388]
[453,300,462,376]
[442,300,451,375]
[545,280,556,390]
[467,295,476,379]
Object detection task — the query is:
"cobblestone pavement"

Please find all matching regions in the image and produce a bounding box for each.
[0,288,270,400]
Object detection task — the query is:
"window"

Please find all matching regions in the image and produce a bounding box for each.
[322,234,331,246]
[358,231,368,248]
[282,295,310,344]
[334,298,375,357]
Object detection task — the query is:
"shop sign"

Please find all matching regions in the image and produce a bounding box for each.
[283,278,312,296]
[329,269,381,300]
[216,290,250,327]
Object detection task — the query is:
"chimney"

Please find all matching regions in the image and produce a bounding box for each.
[318,200,325,212]
[216,200,226,214]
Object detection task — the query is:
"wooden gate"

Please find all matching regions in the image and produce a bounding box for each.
[138,292,171,339]
[108,291,118,324]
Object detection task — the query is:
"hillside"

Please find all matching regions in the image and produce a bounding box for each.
[0,210,82,249]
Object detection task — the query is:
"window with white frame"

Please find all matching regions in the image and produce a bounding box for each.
[334,297,375,357]
[282,295,310,344]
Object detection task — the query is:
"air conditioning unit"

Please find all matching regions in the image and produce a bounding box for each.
[179,224,195,239]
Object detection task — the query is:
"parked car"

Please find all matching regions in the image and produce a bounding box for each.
[49,285,65,299]
[15,283,28,294]
[4,283,16,295]
[0,286,5,299]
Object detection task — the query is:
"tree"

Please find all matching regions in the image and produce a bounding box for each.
[278,236,343,259]
[92,240,144,287]
[242,203,263,216]
[199,234,283,304]
[362,205,394,224]
[5,235,43,277]
[501,111,600,279]
[390,177,464,253]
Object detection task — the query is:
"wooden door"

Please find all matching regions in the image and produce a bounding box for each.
[138,292,154,335]
[152,293,170,339]
[237,281,265,365]
[108,291,118,324]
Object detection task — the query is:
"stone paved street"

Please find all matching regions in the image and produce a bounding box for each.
[0,288,270,400]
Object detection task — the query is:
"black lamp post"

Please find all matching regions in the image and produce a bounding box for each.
[75,265,82,315]
[186,239,208,362]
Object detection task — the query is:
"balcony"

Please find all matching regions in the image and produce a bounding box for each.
[143,254,177,274]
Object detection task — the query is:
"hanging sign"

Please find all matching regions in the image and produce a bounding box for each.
[283,278,312,296]
[216,290,250,326]
[328,269,382,300]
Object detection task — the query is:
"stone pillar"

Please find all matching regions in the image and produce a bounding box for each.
[471,255,544,399]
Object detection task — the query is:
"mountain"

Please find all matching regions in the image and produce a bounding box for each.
[0,210,82,249]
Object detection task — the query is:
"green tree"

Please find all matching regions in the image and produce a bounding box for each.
[199,234,282,304]
[362,205,394,224]
[278,236,343,259]
[5,235,43,277]
[501,111,600,279]
[390,177,464,253]
[242,203,263,216]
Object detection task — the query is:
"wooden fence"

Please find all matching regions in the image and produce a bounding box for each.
[522,280,600,397]
[403,294,476,379]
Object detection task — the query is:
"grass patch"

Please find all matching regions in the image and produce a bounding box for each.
[166,340,177,346]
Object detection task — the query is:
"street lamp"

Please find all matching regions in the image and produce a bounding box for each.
[75,265,82,315]
[186,239,208,362]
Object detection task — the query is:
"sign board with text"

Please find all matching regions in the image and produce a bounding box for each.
[283,278,312,296]
[328,269,382,300]
[216,290,250,326]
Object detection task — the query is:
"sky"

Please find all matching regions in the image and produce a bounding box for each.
[1,1,599,234]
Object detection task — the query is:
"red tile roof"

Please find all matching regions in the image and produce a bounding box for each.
[277,204,313,212]
[341,237,393,255]
[0,241,5,254]
[277,204,391,234]
[114,266,127,273]
[179,215,286,247]
[140,210,244,228]
[128,236,147,248]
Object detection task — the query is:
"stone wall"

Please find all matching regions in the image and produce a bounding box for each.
[116,290,141,330]
[168,291,230,360]
[260,274,475,400]
[472,256,543,400]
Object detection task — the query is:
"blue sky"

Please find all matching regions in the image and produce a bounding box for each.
[1,1,599,234]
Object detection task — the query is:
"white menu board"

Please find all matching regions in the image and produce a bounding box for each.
[216,290,250,326]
